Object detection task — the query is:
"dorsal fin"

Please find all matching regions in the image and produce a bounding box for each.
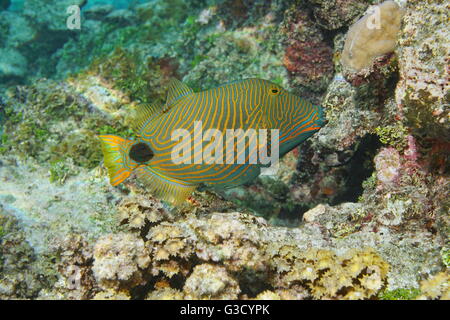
[130,103,163,133]
[165,78,194,106]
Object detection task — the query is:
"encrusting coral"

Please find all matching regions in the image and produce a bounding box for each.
[268,245,389,300]
[281,3,334,99]
[183,264,240,299]
[416,272,450,300]
[395,0,449,140]
[92,232,151,290]
[306,0,373,30]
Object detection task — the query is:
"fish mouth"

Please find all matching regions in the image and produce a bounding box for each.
[314,106,328,127]
[314,118,328,127]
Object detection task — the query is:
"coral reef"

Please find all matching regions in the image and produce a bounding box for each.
[0,79,131,170]
[92,233,151,290]
[0,214,54,299]
[0,0,448,301]
[395,0,449,140]
[417,272,450,300]
[306,0,372,30]
[281,4,334,100]
[183,264,240,299]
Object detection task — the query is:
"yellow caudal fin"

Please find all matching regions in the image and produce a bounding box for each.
[98,135,135,186]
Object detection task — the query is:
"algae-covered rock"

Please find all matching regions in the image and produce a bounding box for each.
[307,0,372,30]
[0,79,131,169]
[0,48,27,80]
[23,0,87,32]
[281,4,334,100]
[0,214,52,299]
[395,0,449,139]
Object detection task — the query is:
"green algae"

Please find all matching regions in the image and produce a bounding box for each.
[88,48,168,105]
[0,80,131,170]
[379,288,421,300]
[375,123,409,151]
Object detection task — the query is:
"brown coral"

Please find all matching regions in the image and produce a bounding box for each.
[92,233,151,290]
[269,246,389,299]
[183,264,240,299]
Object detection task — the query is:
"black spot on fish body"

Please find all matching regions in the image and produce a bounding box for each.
[129,142,154,163]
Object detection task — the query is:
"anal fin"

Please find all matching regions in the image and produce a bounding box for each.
[136,166,197,206]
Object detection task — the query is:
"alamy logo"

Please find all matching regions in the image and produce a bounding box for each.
[66,5,81,30]
[366,5,381,30]
[170,121,280,175]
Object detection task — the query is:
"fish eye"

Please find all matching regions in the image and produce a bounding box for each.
[129,142,154,163]
[269,88,280,95]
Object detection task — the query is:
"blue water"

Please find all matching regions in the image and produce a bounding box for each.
[7,0,150,11]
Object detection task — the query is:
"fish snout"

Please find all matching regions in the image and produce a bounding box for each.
[314,117,328,127]
[314,106,328,127]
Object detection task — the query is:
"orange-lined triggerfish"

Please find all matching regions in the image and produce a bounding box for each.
[99,78,326,205]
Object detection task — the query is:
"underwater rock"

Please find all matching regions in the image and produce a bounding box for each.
[38,234,96,300]
[283,40,334,93]
[0,214,51,299]
[83,4,114,20]
[216,0,281,28]
[23,0,87,31]
[0,185,445,299]
[183,26,288,91]
[306,0,372,30]
[105,9,135,25]
[0,48,27,80]
[395,0,449,139]
[0,11,35,48]
[317,76,379,151]
[0,156,124,255]
[281,6,334,99]
[374,147,401,188]
[0,79,131,169]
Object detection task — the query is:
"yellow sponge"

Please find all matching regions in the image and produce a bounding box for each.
[341,1,405,71]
